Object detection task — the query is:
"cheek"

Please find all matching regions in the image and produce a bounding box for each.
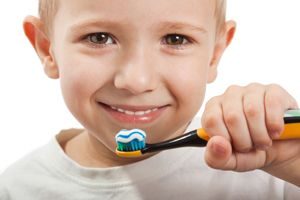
[58,51,113,96]
[163,58,209,127]
[59,68,95,123]
[173,69,207,108]
[165,56,210,107]
[57,57,112,116]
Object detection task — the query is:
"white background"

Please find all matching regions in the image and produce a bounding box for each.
[1,0,300,172]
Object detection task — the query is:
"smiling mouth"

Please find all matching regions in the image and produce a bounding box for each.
[98,102,168,124]
[109,105,159,116]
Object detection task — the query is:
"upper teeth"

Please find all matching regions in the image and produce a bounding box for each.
[110,106,158,116]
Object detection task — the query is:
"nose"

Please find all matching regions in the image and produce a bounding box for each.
[114,46,158,95]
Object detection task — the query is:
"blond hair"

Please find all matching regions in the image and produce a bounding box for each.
[38,0,59,36]
[215,0,227,34]
[39,0,226,36]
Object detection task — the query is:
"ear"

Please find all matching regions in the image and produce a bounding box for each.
[23,16,59,79]
[207,20,236,83]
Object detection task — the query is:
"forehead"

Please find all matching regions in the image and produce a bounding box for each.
[55,0,216,28]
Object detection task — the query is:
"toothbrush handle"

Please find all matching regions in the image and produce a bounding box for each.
[142,130,208,154]
[278,123,300,140]
[197,123,300,141]
[142,116,300,154]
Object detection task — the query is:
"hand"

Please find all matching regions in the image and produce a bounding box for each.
[201,83,300,186]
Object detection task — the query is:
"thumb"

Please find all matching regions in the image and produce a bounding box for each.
[204,136,233,170]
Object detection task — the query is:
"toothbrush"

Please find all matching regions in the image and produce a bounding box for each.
[115,109,300,158]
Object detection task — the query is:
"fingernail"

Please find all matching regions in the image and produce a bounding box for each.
[270,131,280,139]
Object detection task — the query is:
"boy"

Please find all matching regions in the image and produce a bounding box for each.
[1,0,299,199]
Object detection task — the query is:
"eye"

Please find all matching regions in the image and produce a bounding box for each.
[86,32,115,45]
[163,34,190,46]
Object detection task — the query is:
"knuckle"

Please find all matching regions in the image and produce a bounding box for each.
[205,96,220,107]
[244,103,259,118]
[225,85,241,94]
[224,111,240,126]
[202,114,219,130]
[267,121,283,132]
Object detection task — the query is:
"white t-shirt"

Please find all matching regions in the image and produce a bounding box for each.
[0,118,299,200]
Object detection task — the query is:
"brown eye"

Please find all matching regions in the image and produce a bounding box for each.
[165,34,189,45]
[87,33,114,45]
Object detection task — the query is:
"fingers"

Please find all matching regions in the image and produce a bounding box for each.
[203,84,269,152]
[202,83,299,172]
[201,96,230,141]
[265,84,299,139]
[204,136,233,170]
[203,83,298,152]
[222,85,252,152]
[205,136,267,171]
[243,84,271,149]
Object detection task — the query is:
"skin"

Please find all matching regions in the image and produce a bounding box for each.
[23,0,299,187]
[202,83,300,186]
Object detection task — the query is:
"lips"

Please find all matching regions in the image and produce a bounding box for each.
[98,102,168,124]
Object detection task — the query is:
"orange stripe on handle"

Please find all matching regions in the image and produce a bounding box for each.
[197,128,210,141]
[279,123,300,140]
[197,123,300,141]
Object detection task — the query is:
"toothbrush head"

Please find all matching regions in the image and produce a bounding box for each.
[115,129,146,157]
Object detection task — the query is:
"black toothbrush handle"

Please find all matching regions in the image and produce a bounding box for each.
[141,129,207,154]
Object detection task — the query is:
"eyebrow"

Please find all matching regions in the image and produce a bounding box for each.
[69,19,130,33]
[156,21,208,34]
[69,19,207,35]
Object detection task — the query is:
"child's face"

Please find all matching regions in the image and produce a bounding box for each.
[46,0,232,152]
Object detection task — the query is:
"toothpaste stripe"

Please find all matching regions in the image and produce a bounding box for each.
[117,132,145,138]
[117,135,144,143]
[115,129,146,143]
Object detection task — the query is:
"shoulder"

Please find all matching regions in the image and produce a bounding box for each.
[0,141,52,187]
[0,129,81,183]
[0,130,82,198]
